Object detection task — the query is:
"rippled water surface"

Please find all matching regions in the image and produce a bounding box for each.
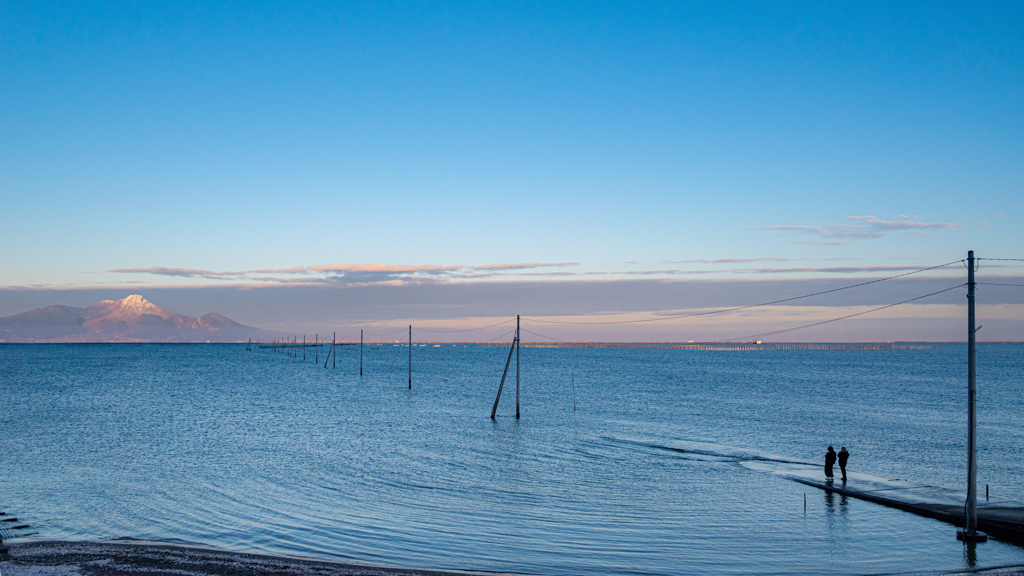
[2,343,1024,575]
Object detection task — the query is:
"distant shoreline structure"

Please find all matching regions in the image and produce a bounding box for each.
[2,340,1015,344]
[478,342,934,350]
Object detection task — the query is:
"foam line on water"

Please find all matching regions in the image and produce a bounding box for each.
[607,435,814,466]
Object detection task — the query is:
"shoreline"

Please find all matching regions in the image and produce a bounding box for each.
[0,541,526,576]
[3,541,1024,576]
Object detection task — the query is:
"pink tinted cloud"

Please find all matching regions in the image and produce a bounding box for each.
[109,267,240,278]
[110,261,581,284]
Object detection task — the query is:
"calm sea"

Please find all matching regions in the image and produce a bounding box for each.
[2,343,1023,575]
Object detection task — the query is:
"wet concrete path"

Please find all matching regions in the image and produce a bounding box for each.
[743,462,1024,544]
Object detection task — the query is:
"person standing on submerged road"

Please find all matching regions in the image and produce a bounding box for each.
[838,447,850,482]
[825,446,837,481]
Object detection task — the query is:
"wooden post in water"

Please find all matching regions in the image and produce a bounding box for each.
[303,335,305,361]
[516,315,520,419]
[408,325,412,389]
[333,332,336,369]
[360,329,363,376]
[315,334,318,363]
[959,250,987,542]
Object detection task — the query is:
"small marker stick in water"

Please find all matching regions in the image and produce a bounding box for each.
[571,370,577,411]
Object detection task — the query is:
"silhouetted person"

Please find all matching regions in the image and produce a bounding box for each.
[825,446,837,481]
[838,447,849,482]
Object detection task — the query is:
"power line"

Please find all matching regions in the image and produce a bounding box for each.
[714,284,966,343]
[523,260,964,325]
[977,282,1024,287]
[364,328,408,337]
[414,319,515,333]
[520,327,567,342]
[978,258,1024,262]
[483,329,517,343]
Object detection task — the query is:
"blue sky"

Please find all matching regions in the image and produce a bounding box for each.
[1,1,1022,339]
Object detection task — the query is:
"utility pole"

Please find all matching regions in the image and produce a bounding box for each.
[958,250,987,542]
[516,315,520,419]
[333,332,336,369]
[303,335,305,361]
[360,329,363,376]
[408,325,412,389]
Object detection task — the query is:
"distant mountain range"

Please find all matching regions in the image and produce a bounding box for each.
[0,295,277,343]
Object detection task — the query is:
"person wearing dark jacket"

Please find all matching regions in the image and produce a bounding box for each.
[825,446,837,480]
[838,447,850,482]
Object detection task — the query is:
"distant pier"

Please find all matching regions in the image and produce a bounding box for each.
[478,342,930,351]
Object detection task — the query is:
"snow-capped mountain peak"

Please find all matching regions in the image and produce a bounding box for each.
[0,295,277,342]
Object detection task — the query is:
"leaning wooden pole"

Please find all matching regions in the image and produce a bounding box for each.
[516,315,520,419]
[408,325,412,389]
[333,332,336,369]
[491,336,518,419]
[360,329,363,376]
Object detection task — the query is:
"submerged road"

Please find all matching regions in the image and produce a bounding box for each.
[744,462,1024,545]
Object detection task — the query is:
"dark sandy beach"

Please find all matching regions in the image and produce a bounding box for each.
[2,541,1024,576]
[0,541,522,576]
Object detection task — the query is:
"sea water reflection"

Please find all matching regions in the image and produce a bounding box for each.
[1,343,1023,575]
